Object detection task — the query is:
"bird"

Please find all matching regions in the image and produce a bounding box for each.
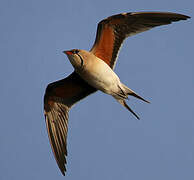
[44,11,190,175]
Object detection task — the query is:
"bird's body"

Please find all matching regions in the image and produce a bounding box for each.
[67,50,121,94]
[65,49,149,118]
[44,11,190,175]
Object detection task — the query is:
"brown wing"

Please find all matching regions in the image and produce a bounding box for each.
[44,72,96,175]
[90,12,190,69]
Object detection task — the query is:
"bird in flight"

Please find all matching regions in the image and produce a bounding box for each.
[44,11,190,175]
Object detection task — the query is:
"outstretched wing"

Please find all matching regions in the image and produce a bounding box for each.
[90,12,190,68]
[44,72,96,175]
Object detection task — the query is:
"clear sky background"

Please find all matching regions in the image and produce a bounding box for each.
[0,0,193,180]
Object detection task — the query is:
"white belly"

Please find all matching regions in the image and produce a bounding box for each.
[77,57,120,94]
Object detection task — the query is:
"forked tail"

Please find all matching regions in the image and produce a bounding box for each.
[112,83,150,119]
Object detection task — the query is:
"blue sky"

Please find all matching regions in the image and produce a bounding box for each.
[0,0,193,179]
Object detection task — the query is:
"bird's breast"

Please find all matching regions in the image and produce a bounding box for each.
[76,57,120,93]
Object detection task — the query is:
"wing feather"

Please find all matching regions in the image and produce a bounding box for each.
[90,12,190,68]
[44,72,96,175]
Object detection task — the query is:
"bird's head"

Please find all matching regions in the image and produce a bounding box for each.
[63,49,85,70]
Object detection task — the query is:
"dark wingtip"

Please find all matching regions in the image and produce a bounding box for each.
[171,13,191,20]
[59,167,66,176]
[182,14,191,20]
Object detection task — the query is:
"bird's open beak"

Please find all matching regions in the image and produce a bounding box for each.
[63,51,73,55]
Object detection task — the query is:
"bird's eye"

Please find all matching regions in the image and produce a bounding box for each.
[73,49,79,54]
